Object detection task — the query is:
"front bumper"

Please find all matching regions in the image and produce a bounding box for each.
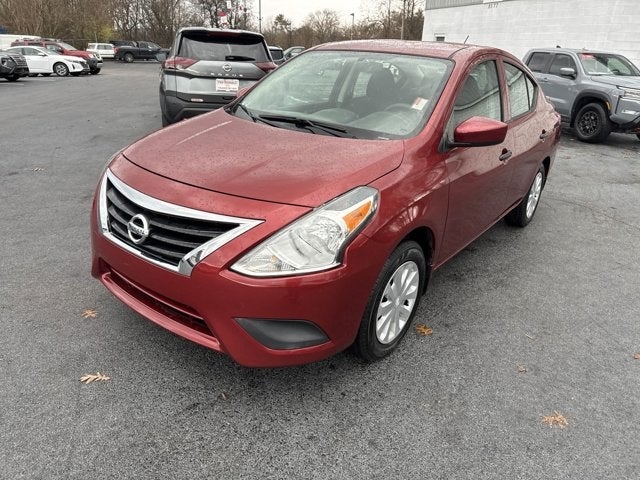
[611,95,640,133]
[91,163,384,367]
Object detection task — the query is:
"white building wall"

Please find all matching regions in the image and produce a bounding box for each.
[421,0,640,66]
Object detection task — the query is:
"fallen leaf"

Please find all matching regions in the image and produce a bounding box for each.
[80,372,110,384]
[32,167,45,172]
[218,391,229,401]
[415,324,433,336]
[542,411,568,429]
[517,365,527,373]
[634,352,640,360]
[82,309,98,318]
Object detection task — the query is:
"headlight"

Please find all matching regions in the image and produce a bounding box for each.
[232,186,378,277]
[71,60,82,64]
[620,87,640,101]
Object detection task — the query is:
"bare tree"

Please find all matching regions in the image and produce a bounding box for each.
[304,9,341,45]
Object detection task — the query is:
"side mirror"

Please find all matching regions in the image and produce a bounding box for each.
[448,116,508,148]
[559,67,576,78]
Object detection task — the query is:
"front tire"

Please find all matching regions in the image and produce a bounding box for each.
[90,68,101,75]
[353,241,426,362]
[505,165,545,227]
[53,62,69,76]
[6,75,19,81]
[574,102,611,143]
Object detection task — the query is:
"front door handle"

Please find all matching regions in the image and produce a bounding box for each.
[499,149,512,162]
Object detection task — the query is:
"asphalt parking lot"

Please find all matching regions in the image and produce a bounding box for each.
[1,61,639,479]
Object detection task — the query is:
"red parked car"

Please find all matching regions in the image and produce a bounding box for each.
[91,40,561,367]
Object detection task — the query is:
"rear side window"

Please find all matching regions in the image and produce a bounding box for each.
[504,62,537,118]
[178,32,269,62]
[526,52,550,72]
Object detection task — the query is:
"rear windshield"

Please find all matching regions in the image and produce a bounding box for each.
[178,32,268,62]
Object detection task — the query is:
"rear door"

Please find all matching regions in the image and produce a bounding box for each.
[170,30,272,103]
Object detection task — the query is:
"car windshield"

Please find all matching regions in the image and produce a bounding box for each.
[578,53,640,76]
[234,50,452,140]
[177,32,269,62]
[57,42,77,51]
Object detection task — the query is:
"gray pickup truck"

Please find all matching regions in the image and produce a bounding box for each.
[523,47,640,143]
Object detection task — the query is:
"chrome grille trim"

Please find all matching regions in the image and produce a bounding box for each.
[99,169,263,276]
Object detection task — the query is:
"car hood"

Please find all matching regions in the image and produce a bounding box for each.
[59,54,85,63]
[590,75,640,88]
[122,110,404,207]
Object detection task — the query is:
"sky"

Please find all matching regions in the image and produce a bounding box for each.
[256,0,370,27]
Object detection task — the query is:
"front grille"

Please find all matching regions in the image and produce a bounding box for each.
[106,179,239,267]
[108,266,214,338]
[7,54,27,68]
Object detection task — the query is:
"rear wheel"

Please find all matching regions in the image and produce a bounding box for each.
[574,102,611,143]
[353,241,426,362]
[505,165,545,227]
[90,68,101,75]
[124,53,134,63]
[53,62,69,76]
[6,75,19,81]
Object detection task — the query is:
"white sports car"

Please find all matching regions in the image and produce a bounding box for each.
[5,46,89,76]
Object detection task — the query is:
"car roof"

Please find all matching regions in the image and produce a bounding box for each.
[526,47,625,56]
[177,27,265,39]
[312,40,504,60]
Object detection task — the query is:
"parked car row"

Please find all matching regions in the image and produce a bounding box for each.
[5,46,89,76]
[9,38,102,74]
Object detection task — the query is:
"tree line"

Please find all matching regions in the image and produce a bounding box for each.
[0,0,424,49]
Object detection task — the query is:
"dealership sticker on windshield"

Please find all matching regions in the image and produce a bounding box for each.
[411,97,429,110]
[216,79,240,92]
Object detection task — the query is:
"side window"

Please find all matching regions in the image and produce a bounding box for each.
[451,60,502,130]
[526,52,550,73]
[139,42,149,49]
[504,62,537,118]
[548,54,576,76]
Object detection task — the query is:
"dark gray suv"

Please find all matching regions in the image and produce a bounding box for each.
[523,48,640,143]
[160,27,276,126]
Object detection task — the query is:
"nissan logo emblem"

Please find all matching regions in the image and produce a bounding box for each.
[127,214,150,245]
[222,63,232,72]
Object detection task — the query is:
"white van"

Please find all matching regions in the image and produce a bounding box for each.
[0,34,40,50]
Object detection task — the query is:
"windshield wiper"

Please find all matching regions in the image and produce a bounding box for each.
[235,103,258,122]
[257,114,354,137]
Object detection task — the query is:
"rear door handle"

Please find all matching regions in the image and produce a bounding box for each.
[499,149,512,162]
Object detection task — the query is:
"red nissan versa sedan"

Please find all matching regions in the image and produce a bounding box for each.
[91,40,561,367]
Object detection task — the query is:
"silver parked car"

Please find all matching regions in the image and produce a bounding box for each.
[523,47,640,143]
[159,27,277,126]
